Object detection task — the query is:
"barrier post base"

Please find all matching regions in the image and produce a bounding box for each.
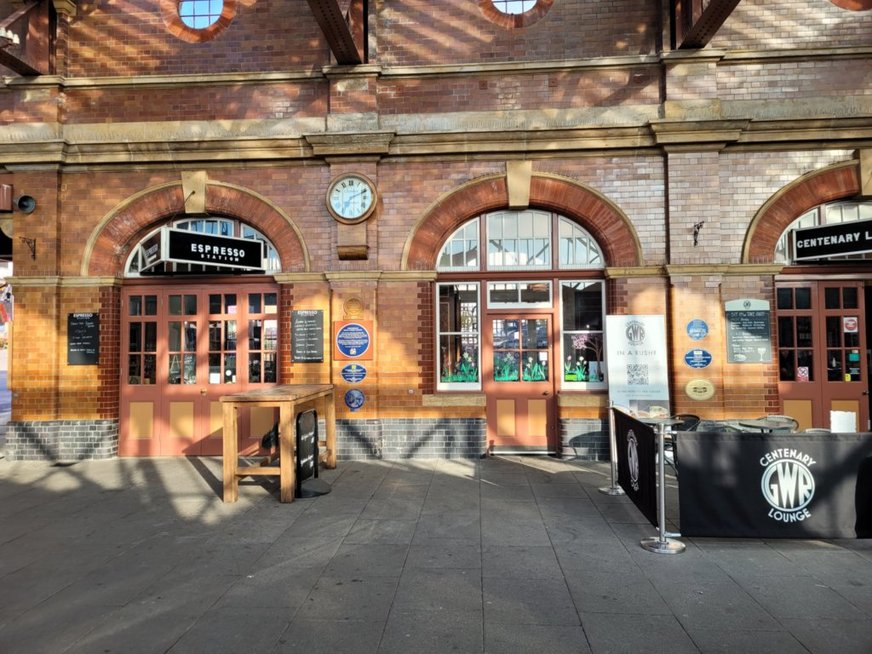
[640,537,686,555]
[598,485,625,496]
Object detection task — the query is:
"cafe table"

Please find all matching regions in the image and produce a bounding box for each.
[221,384,336,503]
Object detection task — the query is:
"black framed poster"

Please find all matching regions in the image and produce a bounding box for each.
[292,310,324,362]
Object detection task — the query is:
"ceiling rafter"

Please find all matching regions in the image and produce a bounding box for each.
[675,0,742,50]
[306,0,364,65]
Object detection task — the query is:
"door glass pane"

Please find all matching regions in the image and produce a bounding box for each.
[843,287,858,309]
[249,353,262,383]
[168,321,181,351]
[209,294,222,314]
[209,353,221,384]
[129,296,142,316]
[779,350,795,381]
[521,319,548,349]
[796,317,813,347]
[183,354,196,384]
[209,321,222,351]
[184,294,197,315]
[169,353,181,384]
[264,293,277,313]
[143,354,156,384]
[264,352,277,383]
[144,323,157,352]
[797,350,814,381]
[129,323,142,352]
[795,288,811,310]
[777,317,794,348]
[522,351,548,381]
[145,295,157,315]
[128,355,141,383]
[825,287,840,309]
[827,350,843,381]
[224,294,237,314]
[494,351,520,382]
[776,288,793,310]
[826,316,842,347]
[493,319,519,349]
[224,321,237,350]
[248,293,262,313]
[263,319,277,350]
[847,349,862,381]
[224,353,236,383]
[169,295,182,315]
[184,321,197,351]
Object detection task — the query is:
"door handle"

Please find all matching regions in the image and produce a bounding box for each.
[542,391,549,396]
[200,388,208,395]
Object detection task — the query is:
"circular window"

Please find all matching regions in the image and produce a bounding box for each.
[480,0,553,28]
[827,0,872,9]
[161,0,236,43]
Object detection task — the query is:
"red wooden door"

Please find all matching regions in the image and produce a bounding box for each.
[120,285,279,456]
[776,281,869,431]
[485,314,556,453]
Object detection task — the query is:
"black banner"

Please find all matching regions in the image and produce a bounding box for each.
[614,409,658,528]
[678,431,872,538]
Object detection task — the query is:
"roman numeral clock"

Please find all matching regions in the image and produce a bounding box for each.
[326,173,378,224]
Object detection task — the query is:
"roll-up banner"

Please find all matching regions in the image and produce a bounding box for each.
[614,409,658,528]
[678,431,872,539]
[605,315,670,418]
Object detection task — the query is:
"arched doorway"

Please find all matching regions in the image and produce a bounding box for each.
[436,209,607,454]
[119,216,283,455]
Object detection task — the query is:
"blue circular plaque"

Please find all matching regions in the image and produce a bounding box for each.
[684,349,713,369]
[344,389,365,412]
[687,319,709,341]
[340,363,367,384]
[336,323,370,358]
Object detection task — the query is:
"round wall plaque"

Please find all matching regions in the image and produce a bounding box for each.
[685,378,716,401]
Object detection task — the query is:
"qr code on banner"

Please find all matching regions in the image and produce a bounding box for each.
[627,364,648,385]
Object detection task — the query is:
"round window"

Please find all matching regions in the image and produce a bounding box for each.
[480,0,553,28]
[161,0,236,43]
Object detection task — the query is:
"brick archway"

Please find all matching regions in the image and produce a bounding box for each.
[83,180,309,276]
[403,173,642,270]
[743,160,861,264]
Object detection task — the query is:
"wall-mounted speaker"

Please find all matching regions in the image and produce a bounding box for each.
[15,195,36,214]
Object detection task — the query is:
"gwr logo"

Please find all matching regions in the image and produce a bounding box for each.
[760,452,816,523]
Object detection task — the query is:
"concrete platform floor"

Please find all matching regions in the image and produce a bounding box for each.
[1,456,871,653]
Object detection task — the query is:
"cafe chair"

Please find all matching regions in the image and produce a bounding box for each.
[671,414,700,432]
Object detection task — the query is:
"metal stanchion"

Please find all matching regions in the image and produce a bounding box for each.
[641,422,685,554]
[599,404,625,496]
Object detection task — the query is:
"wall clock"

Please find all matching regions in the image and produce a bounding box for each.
[326,173,378,224]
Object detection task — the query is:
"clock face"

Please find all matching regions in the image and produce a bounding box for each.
[327,174,376,222]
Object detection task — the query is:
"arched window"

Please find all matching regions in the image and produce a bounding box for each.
[178,0,224,29]
[125,216,281,276]
[775,201,872,264]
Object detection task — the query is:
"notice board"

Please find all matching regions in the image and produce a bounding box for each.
[291,310,324,362]
[725,299,771,363]
[68,313,99,365]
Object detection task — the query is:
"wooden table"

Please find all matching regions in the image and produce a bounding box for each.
[221,384,336,503]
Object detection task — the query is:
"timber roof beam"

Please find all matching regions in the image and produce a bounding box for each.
[307,0,364,65]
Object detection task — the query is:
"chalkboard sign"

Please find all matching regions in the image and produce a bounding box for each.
[725,299,771,364]
[68,313,99,365]
[292,310,324,362]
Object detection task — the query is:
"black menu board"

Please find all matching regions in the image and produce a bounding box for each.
[725,299,771,363]
[291,310,324,362]
[68,313,99,365]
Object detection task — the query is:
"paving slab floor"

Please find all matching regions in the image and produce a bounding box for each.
[0,456,871,653]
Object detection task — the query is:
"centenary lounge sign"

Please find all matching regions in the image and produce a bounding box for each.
[792,218,872,260]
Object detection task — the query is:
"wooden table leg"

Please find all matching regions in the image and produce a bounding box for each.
[222,403,239,503]
[278,402,295,503]
[324,391,337,469]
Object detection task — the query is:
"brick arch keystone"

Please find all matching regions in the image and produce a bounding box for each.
[83,181,309,276]
[743,160,861,264]
[403,173,642,270]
